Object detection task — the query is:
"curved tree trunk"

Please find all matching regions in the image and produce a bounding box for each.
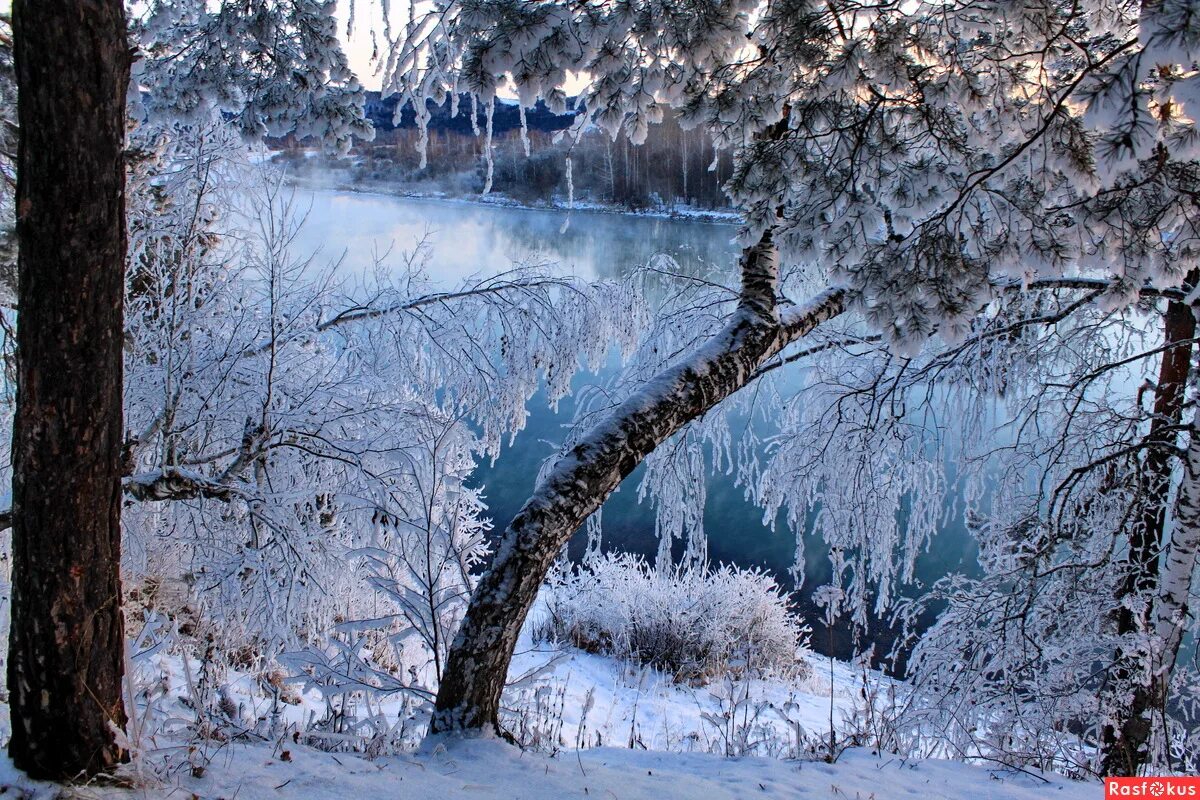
[8,0,130,779]
[430,232,846,734]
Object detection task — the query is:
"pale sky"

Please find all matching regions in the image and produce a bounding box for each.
[340,0,396,91]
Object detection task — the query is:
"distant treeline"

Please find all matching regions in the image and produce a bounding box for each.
[277,93,736,210]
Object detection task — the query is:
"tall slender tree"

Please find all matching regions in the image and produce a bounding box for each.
[8,0,131,779]
[1102,276,1198,776]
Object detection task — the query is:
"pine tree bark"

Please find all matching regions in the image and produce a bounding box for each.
[8,0,130,779]
[430,232,845,734]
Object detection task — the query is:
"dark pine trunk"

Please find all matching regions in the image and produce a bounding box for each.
[8,0,129,779]
[1100,282,1198,777]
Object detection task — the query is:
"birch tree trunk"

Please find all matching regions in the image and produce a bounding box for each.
[1101,292,1197,776]
[430,232,846,734]
[7,0,130,778]
[1150,402,1200,714]
[1102,400,1200,776]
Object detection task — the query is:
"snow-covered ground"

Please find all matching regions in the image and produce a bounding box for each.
[0,590,1100,799]
[504,644,850,753]
[122,616,876,760]
[0,632,1103,799]
[0,731,1098,800]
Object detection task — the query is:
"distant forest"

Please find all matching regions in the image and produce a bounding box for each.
[275,92,736,210]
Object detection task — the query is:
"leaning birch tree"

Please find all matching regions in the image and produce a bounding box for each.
[376,2,1200,760]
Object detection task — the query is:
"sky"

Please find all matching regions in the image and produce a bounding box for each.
[340,0,394,91]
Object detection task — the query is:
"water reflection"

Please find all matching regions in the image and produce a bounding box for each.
[288,188,739,283]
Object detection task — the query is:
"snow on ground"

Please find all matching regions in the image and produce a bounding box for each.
[127,604,876,759]
[0,734,1098,800]
[0,640,1104,800]
[0,611,1102,798]
[503,642,865,753]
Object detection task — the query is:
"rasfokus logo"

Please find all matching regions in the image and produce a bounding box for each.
[1106,778,1200,798]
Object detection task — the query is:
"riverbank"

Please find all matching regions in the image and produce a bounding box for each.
[283,171,743,226]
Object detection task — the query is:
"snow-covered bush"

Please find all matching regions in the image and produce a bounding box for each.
[535,553,809,683]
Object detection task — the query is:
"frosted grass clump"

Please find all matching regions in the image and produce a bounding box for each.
[536,553,810,683]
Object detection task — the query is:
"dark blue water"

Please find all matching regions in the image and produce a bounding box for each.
[294,187,980,671]
[470,374,980,672]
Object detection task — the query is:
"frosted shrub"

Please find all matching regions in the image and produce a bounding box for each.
[536,553,809,683]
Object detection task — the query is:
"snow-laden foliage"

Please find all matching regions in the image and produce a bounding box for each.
[133,0,374,152]
[564,238,1198,773]
[558,253,936,626]
[535,552,810,682]
[349,3,1200,758]
[557,254,748,568]
[373,10,1200,764]
[347,428,490,686]
[763,289,1200,775]
[382,0,1200,352]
